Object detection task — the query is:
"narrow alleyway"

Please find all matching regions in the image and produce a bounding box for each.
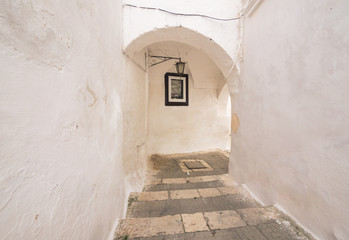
[115,151,313,240]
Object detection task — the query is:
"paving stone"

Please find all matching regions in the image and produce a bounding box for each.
[217,186,241,195]
[130,231,214,240]
[182,212,209,232]
[138,191,169,202]
[186,175,221,183]
[127,195,259,218]
[144,181,224,192]
[237,206,280,225]
[162,178,187,184]
[256,222,295,240]
[131,228,261,240]
[234,225,268,240]
[144,179,162,186]
[115,215,183,239]
[170,189,200,200]
[205,210,246,230]
[197,188,222,197]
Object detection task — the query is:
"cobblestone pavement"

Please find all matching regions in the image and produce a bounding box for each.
[114,150,314,240]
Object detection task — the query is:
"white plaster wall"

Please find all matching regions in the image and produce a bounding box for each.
[121,56,148,194]
[147,42,230,154]
[0,1,142,239]
[123,0,242,82]
[232,0,349,239]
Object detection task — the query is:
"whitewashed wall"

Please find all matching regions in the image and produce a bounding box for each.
[146,42,230,154]
[232,0,349,239]
[121,56,148,196]
[123,0,242,86]
[0,1,146,239]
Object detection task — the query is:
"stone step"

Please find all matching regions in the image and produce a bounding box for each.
[143,174,234,192]
[115,207,308,240]
[127,194,260,218]
[144,181,225,192]
[130,186,245,202]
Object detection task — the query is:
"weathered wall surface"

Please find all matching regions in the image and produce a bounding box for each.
[232,0,349,239]
[147,42,230,154]
[0,1,138,239]
[121,56,148,195]
[123,0,242,83]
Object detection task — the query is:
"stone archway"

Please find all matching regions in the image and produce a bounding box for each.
[124,26,239,95]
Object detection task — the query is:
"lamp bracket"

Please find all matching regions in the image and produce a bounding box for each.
[148,55,181,67]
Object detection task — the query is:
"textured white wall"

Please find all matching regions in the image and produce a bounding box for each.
[232,0,349,239]
[123,0,242,88]
[147,42,230,154]
[0,1,143,239]
[121,56,148,195]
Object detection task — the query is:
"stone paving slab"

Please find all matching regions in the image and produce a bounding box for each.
[197,188,222,197]
[126,223,308,240]
[127,195,260,218]
[234,225,268,240]
[133,187,243,203]
[170,189,200,200]
[144,181,224,192]
[257,222,295,240]
[186,175,221,183]
[217,186,241,195]
[127,226,269,240]
[162,178,187,184]
[205,210,246,230]
[237,206,281,225]
[137,191,169,202]
[115,215,183,239]
[182,212,209,232]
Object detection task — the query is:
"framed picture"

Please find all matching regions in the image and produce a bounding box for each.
[165,73,189,106]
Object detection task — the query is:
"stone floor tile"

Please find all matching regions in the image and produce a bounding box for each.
[257,222,294,240]
[205,210,246,230]
[144,181,224,192]
[162,178,187,184]
[217,186,241,195]
[170,189,200,199]
[234,225,267,240]
[127,195,259,218]
[186,175,220,183]
[197,188,222,197]
[144,179,162,185]
[115,215,183,238]
[138,191,169,201]
[237,206,280,225]
[181,212,209,232]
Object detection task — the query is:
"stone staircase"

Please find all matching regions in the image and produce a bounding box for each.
[114,175,313,240]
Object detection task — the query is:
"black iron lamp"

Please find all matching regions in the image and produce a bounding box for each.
[175,59,185,75]
[148,55,186,75]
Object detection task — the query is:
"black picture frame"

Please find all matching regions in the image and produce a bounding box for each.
[165,72,189,106]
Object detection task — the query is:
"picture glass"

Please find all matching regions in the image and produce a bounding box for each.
[171,79,183,99]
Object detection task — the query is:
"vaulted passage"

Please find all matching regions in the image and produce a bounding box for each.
[0,1,348,239]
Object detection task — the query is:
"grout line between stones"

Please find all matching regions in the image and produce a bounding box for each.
[179,214,186,233]
[196,188,202,198]
[202,212,216,236]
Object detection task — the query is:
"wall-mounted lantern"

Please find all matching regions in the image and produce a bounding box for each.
[175,60,185,76]
[148,55,186,75]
